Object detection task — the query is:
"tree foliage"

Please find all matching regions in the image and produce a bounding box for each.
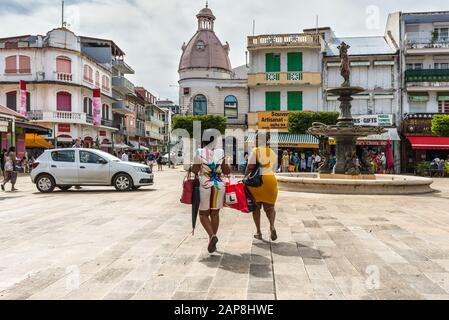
[431,114,449,137]
[288,111,340,134]
[172,115,227,136]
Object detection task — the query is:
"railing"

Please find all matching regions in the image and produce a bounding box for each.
[26,110,86,123]
[101,119,114,127]
[56,72,73,82]
[147,131,164,141]
[112,58,135,74]
[248,72,321,86]
[405,69,449,83]
[405,32,449,50]
[112,101,133,114]
[86,114,93,124]
[114,124,128,136]
[149,116,165,127]
[136,128,146,137]
[112,76,135,94]
[247,33,321,49]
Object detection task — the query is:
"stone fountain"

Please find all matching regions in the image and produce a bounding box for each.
[274,42,434,194]
[308,42,385,175]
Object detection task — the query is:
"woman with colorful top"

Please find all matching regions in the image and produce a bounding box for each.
[192,134,231,254]
[245,132,279,241]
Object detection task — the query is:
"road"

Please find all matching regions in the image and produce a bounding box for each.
[1,170,449,299]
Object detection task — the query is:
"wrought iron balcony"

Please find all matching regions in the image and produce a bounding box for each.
[101,119,114,127]
[112,100,133,115]
[405,32,449,51]
[112,58,135,74]
[112,76,135,95]
[248,72,321,87]
[405,69,449,82]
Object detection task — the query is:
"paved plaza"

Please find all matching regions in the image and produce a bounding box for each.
[1,170,449,300]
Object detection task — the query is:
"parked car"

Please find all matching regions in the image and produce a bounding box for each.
[30,148,154,193]
[161,151,184,166]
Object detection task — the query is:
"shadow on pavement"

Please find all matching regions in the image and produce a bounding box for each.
[31,188,157,195]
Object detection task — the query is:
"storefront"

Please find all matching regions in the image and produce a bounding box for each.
[402,113,449,172]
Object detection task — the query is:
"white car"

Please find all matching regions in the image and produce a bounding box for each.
[30,148,154,193]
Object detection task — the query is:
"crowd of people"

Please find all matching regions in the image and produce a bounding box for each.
[429,156,449,176]
[280,151,328,173]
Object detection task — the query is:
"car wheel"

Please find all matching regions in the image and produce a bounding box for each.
[114,173,133,192]
[36,174,56,193]
[58,186,72,191]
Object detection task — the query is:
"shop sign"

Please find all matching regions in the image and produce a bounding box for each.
[99,130,106,137]
[409,94,429,102]
[58,124,71,133]
[353,114,393,127]
[258,111,290,130]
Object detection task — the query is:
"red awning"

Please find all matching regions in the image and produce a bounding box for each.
[408,136,449,150]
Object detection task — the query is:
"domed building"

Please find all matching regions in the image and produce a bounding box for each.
[178,4,249,128]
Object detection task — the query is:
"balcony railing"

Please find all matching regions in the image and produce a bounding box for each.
[405,69,449,82]
[101,119,114,127]
[112,76,135,95]
[112,58,135,74]
[56,72,73,82]
[112,100,133,114]
[114,124,128,136]
[248,72,321,87]
[247,33,321,50]
[136,128,146,137]
[148,116,165,127]
[147,131,164,141]
[26,110,86,123]
[405,32,449,50]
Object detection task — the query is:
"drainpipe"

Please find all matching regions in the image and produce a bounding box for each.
[11,119,15,147]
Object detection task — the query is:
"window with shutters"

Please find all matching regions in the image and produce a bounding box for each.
[265,92,281,111]
[287,91,303,111]
[193,95,207,115]
[95,71,100,88]
[4,55,31,74]
[265,53,281,73]
[57,92,72,112]
[83,97,93,115]
[83,65,93,83]
[6,91,17,111]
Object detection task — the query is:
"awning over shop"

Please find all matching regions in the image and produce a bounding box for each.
[408,136,449,150]
[130,141,149,151]
[356,128,401,146]
[113,143,131,150]
[25,133,53,149]
[246,133,319,148]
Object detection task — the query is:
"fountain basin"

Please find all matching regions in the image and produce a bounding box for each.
[276,173,434,195]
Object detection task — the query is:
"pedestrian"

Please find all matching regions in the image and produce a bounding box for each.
[300,153,307,172]
[307,153,313,172]
[0,148,6,178]
[121,151,129,162]
[72,138,82,148]
[245,131,279,241]
[1,147,18,192]
[191,133,231,254]
[380,152,387,174]
[21,156,30,174]
[157,153,163,171]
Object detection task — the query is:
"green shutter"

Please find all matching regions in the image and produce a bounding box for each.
[266,92,281,111]
[287,91,303,111]
[266,53,280,72]
[287,52,303,72]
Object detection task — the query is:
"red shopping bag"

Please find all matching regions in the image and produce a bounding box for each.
[180,170,196,205]
[225,178,250,213]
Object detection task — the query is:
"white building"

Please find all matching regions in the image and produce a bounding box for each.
[0,28,117,147]
[386,11,449,168]
[178,5,249,129]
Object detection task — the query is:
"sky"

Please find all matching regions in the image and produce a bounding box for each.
[0,0,448,102]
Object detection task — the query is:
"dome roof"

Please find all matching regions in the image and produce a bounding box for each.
[179,5,231,72]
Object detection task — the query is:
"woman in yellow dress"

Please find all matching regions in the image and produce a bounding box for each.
[245,132,279,241]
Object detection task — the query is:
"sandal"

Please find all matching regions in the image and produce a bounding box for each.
[270,227,278,242]
[254,233,263,240]
[208,235,219,254]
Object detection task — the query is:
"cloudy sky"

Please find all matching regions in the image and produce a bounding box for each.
[0,0,448,101]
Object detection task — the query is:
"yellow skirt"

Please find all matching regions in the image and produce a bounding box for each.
[247,174,279,205]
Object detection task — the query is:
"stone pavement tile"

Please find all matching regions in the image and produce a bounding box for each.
[374,250,409,264]
[272,261,306,276]
[247,281,274,294]
[246,293,275,300]
[177,276,214,292]
[325,257,361,278]
[334,276,370,299]
[401,274,447,295]
[424,273,449,293]
[206,287,246,300]
[415,261,447,273]
[422,294,449,300]
[304,264,335,281]
[103,292,134,300]
[172,291,208,300]
[92,268,132,284]
[64,283,117,300]
[389,263,422,275]
[249,263,273,280]
[311,280,344,299]
[433,260,449,272]
[274,274,310,291]
[210,271,248,289]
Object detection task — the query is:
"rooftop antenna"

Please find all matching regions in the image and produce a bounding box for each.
[206,0,208,8]
[252,19,256,36]
[316,15,319,34]
[62,0,65,28]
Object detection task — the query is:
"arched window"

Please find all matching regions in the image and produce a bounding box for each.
[102,104,110,120]
[5,56,17,74]
[4,55,30,74]
[83,97,93,115]
[102,75,110,91]
[6,91,17,111]
[95,71,100,88]
[193,94,207,115]
[56,56,72,81]
[224,95,238,118]
[83,65,93,83]
[57,92,72,112]
[18,55,31,73]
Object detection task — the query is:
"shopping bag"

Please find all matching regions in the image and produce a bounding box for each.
[180,169,197,205]
[289,165,296,173]
[225,178,249,213]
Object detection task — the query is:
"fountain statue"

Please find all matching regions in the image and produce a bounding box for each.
[308,42,386,175]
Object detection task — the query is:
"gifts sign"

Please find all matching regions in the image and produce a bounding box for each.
[20,80,27,117]
[92,88,101,127]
